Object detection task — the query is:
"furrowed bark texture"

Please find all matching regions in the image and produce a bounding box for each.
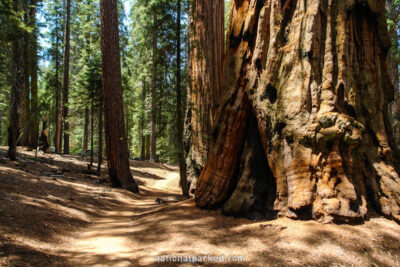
[100,0,139,193]
[8,0,25,161]
[185,0,225,188]
[195,0,400,223]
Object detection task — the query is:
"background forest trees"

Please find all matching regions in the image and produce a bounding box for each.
[0,0,192,164]
[387,0,400,144]
[0,0,399,183]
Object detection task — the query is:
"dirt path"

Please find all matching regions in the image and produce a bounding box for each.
[1,147,400,267]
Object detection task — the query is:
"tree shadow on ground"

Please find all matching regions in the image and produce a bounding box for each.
[1,147,400,267]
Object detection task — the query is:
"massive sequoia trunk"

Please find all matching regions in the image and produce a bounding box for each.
[195,0,400,223]
[185,0,225,187]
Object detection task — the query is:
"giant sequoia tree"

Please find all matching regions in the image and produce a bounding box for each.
[195,0,400,223]
[185,0,225,186]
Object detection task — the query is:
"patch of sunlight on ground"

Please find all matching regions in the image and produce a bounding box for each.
[72,231,134,267]
[76,235,131,255]
[152,172,180,191]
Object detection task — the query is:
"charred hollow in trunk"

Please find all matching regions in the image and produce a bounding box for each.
[222,108,277,220]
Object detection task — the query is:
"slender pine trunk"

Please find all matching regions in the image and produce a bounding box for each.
[22,6,31,147]
[8,0,25,161]
[62,0,71,154]
[140,80,146,159]
[29,0,39,149]
[145,134,150,160]
[176,0,189,197]
[125,105,130,154]
[83,0,91,152]
[90,95,94,169]
[54,15,62,154]
[150,13,157,162]
[100,0,139,192]
[97,94,103,175]
[83,107,89,150]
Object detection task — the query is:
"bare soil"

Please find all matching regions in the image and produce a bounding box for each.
[0,147,399,267]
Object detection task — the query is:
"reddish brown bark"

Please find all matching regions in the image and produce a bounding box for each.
[100,0,139,192]
[185,0,225,188]
[195,0,400,223]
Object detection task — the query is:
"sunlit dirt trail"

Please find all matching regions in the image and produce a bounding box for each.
[1,147,400,267]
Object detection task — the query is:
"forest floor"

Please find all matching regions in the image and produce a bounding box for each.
[0,147,400,267]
